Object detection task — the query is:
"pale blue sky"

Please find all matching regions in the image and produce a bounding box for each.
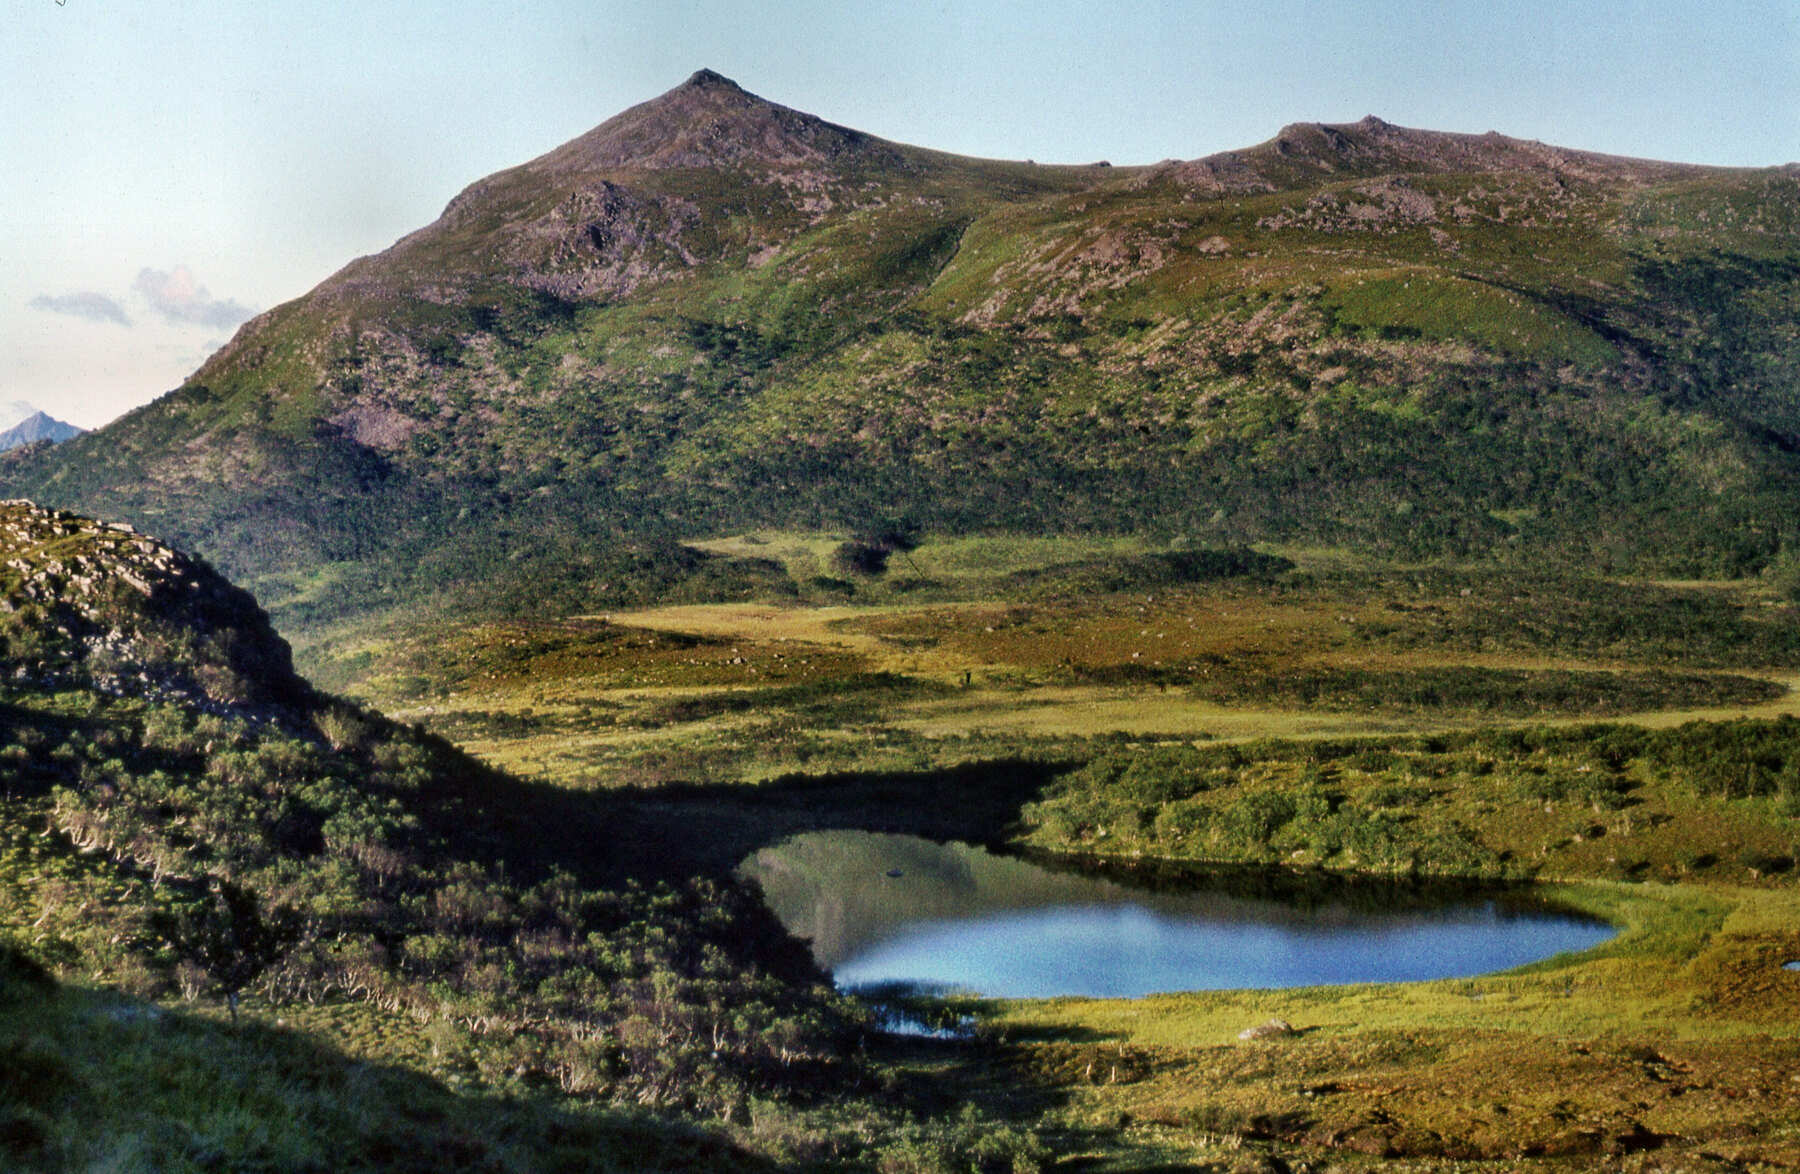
[6,0,1796,427]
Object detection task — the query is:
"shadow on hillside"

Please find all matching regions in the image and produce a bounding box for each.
[617,757,1075,879]
[0,982,779,1174]
[431,755,1070,887]
[0,699,96,798]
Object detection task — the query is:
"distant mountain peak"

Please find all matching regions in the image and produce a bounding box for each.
[0,409,81,452]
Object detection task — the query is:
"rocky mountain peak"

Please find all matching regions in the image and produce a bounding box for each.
[528,70,898,175]
[311,70,924,309]
[681,67,742,92]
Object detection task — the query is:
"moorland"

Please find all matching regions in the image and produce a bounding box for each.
[3,71,1800,1171]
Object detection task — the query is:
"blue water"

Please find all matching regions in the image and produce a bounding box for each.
[833,900,1611,998]
[742,831,1615,999]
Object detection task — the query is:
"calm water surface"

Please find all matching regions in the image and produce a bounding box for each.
[740,831,1615,998]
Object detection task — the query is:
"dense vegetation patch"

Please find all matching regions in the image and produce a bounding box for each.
[1178,664,1782,717]
[0,963,773,1173]
[1020,719,1800,881]
[0,689,859,1117]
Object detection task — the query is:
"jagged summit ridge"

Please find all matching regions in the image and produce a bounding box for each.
[1257,114,1706,181]
[316,70,932,308]
[313,75,1731,312]
[13,70,1799,616]
[1143,112,1710,194]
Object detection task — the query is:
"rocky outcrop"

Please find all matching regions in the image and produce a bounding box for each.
[0,500,306,714]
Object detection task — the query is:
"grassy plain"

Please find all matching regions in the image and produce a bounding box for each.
[279,533,1800,1169]
[312,535,1800,789]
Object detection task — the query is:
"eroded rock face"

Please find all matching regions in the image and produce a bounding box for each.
[0,500,306,714]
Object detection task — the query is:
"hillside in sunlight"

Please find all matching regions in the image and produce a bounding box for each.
[6,70,1800,628]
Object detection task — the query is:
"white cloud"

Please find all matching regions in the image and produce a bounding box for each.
[28,290,131,325]
[132,265,255,329]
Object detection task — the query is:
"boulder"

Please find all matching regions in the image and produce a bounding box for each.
[1238,1017,1297,1041]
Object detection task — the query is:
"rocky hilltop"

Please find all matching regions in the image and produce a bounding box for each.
[0,500,306,712]
[5,73,1798,622]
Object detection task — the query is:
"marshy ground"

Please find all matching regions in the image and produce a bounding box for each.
[277,533,1800,1169]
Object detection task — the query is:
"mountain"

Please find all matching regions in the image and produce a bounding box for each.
[0,410,82,452]
[0,401,36,432]
[5,72,1799,623]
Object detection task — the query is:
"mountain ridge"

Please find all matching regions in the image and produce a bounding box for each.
[292,70,1090,315]
[6,73,1800,624]
[1260,114,1709,179]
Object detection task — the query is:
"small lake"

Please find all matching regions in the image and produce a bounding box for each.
[740,831,1615,998]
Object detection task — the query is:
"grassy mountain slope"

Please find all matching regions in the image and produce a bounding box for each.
[0,504,896,1167]
[6,74,1800,625]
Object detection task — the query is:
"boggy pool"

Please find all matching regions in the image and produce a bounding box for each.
[740,831,1615,999]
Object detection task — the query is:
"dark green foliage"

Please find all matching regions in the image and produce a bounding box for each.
[682,318,790,370]
[1024,716,1800,877]
[0,980,790,1172]
[1186,664,1782,717]
[853,518,922,554]
[636,672,941,729]
[829,520,923,578]
[1008,548,1293,598]
[831,539,893,576]
[0,1037,77,1112]
[0,1034,70,1166]
[1341,565,1800,668]
[1634,251,1800,446]
[167,878,300,1017]
[1067,744,1221,805]
[0,689,863,1116]
[0,942,53,1003]
[1642,716,1800,801]
[1509,768,1634,811]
